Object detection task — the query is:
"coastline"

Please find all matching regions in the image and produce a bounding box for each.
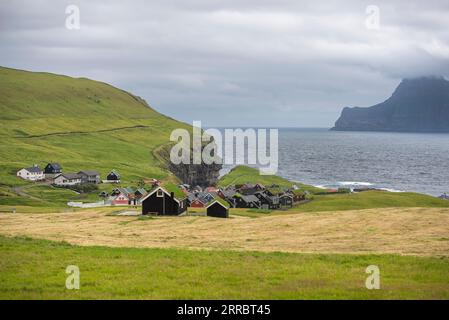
[219,164,443,197]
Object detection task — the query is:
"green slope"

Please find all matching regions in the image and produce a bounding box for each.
[218,165,322,193]
[0,66,189,209]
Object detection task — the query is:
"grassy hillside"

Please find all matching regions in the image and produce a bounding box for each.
[1,236,448,299]
[0,66,190,209]
[298,190,449,212]
[218,165,322,193]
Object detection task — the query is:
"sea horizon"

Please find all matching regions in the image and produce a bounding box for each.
[215,128,449,197]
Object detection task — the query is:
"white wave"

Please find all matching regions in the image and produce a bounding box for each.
[378,188,404,193]
[338,181,373,186]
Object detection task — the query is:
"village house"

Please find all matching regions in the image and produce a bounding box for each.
[206,197,230,218]
[188,191,217,208]
[232,194,261,208]
[44,163,62,178]
[220,187,236,198]
[254,191,280,209]
[53,173,82,186]
[111,189,131,206]
[291,189,306,202]
[16,165,45,181]
[141,184,187,215]
[279,193,294,208]
[78,170,101,184]
[112,187,134,197]
[134,188,147,199]
[237,184,258,195]
[106,170,121,182]
[188,193,207,208]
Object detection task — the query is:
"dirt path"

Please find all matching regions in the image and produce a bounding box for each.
[12,182,50,201]
[1,207,449,256]
[15,125,151,138]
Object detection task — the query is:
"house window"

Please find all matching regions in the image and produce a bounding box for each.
[157,189,163,197]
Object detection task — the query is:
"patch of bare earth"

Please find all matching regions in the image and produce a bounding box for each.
[1,207,449,256]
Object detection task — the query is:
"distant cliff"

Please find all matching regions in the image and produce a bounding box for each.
[331,76,449,132]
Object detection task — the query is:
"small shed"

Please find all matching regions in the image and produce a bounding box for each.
[107,170,121,181]
[206,198,230,218]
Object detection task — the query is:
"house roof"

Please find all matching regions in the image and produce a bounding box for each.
[280,193,294,198]
[46,163,61,170]
[78,170,100,176]
[108,170,121,178]
[266,187,284,195]
[188,191,215,204]
[112,188,132,198]
[206,196,230,209]
[240,195,260,203]
[162,183,186,199]
[291,189,305,196]
[125,187,135,194]
[57,173,82,180]
[222,189,237,198]
[115,187,132,195]
[24,166,42,173]
[255,191,279,203]
[141,184,187,203]
[192,197,207,204]
[135,188,147,195]
[188,193,197,202]
[113,192,129,199]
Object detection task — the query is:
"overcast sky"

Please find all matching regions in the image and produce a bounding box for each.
[1,0,448,127]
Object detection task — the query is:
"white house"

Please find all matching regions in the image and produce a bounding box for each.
[17,165,44,181]
[53,173,82,186]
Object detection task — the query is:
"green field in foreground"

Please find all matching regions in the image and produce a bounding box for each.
[1,236,448,299]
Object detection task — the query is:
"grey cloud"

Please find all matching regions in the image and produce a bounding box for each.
[0,0,448,127]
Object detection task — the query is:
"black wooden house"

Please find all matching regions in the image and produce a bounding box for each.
[279,194,294,208]
[141,186,187,216]
[107,170,120,181]
[254,191,280,209]
[206,199,230,218]
[44,163,62,175]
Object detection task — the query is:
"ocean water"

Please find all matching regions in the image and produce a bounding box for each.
[217,128,449,196]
